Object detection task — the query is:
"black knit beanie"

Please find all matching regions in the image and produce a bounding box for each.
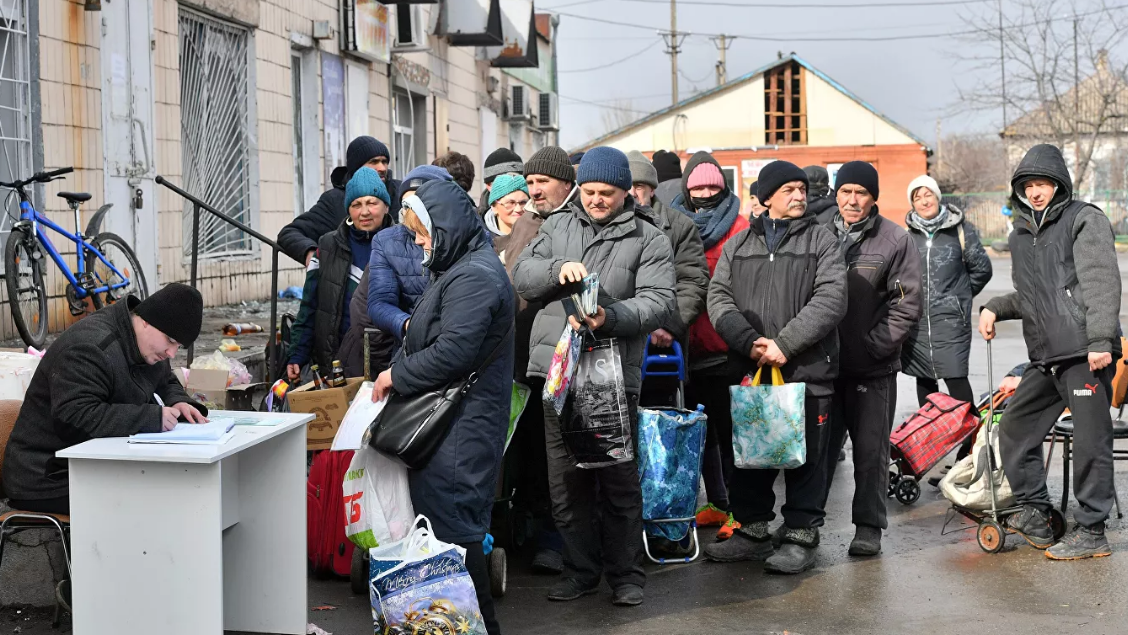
[346,136,390,179]
[523,146,575,183]
[133,283,204,346]
[756,160,809,204]
[483,147,523,184]
[651,150,683,183]
[834,161,880,201]
[569,152,585,166]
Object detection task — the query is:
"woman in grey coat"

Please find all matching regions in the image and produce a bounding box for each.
[901,175,993,421]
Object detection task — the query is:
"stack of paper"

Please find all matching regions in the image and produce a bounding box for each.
[128,420,236,445]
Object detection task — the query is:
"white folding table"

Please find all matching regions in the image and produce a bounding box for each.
[57,411,313,635]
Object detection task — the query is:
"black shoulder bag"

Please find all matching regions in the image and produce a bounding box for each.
[368,325,513,469]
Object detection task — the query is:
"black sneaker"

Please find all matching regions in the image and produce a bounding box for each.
[703,525,775,563]
[546,578,598,602]
[848,526,882,556]
[1046,524,1112,561]
[764,528,819,575]
[611,584,644,606]
[1004,505,1054,550]
[928,464,953,488]
[532,548,564,575]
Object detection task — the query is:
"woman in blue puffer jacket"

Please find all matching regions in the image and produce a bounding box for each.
[366,166,452,346]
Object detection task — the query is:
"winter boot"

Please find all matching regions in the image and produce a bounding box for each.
[532,548,564,574]
[848,526,882,556]
[1046,524,1112,561]
[1004,505,1054,550]
[764,527,819,575]
[611,584,644,606]
[704,522,774,562]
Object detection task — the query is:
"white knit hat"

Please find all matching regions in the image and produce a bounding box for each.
[907,175,942,206]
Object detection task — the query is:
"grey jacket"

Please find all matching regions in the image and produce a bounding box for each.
[708,212,847,392]
[512,198,677,395]
[642,198,709,338]
[985,143,1122,363]
[1,298,203,501]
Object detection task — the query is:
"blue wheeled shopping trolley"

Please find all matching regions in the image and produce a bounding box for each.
[638,341,707,564]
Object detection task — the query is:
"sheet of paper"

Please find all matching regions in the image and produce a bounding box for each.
[210,414,285,427]
[129,420,235,444]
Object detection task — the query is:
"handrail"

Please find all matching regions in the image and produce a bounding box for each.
[155,175,281,377]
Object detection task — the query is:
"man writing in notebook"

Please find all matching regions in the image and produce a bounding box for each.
[2,283,207,515]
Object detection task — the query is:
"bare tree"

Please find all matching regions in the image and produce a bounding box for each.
[934,133,1010,193]
[598,99,642,137]
[954,0,1128,190]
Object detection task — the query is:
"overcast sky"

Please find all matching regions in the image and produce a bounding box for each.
[548,0,1019,150]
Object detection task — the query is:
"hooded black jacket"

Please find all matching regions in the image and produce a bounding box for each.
[277,165,402,263]
[389,181,516,544]
[984,143,1122,364]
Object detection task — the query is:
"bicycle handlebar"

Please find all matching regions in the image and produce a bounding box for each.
[0,166,74,190]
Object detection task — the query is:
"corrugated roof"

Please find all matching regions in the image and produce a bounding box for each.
[572,53,928,152]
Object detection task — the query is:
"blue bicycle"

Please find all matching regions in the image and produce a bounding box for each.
[1,167,148,347]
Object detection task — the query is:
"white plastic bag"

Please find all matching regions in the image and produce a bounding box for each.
[332,381,387,451]
[940,423,1015,511]
[343,447,414,549]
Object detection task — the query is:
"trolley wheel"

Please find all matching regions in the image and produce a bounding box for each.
[888,472,900,497]
[350,548,369,596]
[895,479,921,505]
[977,521,1005,553]
[1049,508,1067,541]
[489,547,507,598]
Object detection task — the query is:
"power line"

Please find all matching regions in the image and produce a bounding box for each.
[557,40,661,73]
[614,0,991,7]
[558,95,655,114]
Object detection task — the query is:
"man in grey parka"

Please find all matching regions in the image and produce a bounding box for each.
[513,146,676,607]
[980,143,1122,560]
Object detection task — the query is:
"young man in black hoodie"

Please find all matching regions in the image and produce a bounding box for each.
[820,161,922,558]
[277,136,402,264]
[980,144,1122,560]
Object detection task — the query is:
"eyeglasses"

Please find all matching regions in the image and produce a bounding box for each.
[496,199,528,210]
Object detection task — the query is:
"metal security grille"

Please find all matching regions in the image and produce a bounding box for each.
[179,8,251,257]
[0,0,32,252]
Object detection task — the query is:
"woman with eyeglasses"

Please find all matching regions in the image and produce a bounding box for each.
[482,173,531,263]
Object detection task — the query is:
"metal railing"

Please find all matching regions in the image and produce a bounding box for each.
[155,175,280,374]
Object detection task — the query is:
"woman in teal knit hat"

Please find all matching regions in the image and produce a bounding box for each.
[483,173,530,262]
[286,167,392,382]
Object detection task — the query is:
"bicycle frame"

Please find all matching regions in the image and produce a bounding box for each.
[14,197,130,299]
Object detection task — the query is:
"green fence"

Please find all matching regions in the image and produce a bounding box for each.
[946,191,1128,242]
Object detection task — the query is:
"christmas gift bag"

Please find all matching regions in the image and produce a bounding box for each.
[730,366,807,469]
[563,338,633,468]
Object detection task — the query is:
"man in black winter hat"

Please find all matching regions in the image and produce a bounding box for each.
[820,161,922,558]
[652,149,683,205]
[278,135,402,264]
[478,148,524,215]
[2,284,209,515]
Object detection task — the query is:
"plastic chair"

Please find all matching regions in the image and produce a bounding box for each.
[0,399,72,626]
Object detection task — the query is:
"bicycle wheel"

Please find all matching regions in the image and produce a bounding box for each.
[86,232,148,306]
[4,228,48,348]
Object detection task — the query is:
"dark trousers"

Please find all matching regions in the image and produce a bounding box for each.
[544,397,645,589]
[916,376,976,459]
[999,360,1116,528]
[688,373,736,510]
[459,540,501,635]
[824,374,897,530]
[510,378,560,552]
[730,394,831,529]
[6,496,70,515]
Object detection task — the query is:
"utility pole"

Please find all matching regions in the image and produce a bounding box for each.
[998,0,1007,131]
[660,0,687,106]
[1074,15,1081,189]
[936,118,943,177]
[712,34,735,86]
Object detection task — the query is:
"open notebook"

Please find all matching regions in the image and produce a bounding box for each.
[128,420,236,445]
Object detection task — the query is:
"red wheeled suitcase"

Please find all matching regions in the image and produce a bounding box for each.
[307,449,355,577]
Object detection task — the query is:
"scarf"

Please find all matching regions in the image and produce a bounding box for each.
[833,209,877,252]
[909,205,949,235]
[682,192,741,249]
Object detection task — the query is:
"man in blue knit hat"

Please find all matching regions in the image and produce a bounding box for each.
[278,136,402,265]
[513,146,676,608]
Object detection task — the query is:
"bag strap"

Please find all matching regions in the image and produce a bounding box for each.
[467,323,515,386]
[750,366,784,386]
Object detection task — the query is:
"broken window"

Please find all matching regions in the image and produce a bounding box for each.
[764,60,807,145]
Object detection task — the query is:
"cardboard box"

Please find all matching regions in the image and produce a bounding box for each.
[175,368,266,412]
[287,377,365,450]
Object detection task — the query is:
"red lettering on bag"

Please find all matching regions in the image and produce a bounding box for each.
[343,491,363,524]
